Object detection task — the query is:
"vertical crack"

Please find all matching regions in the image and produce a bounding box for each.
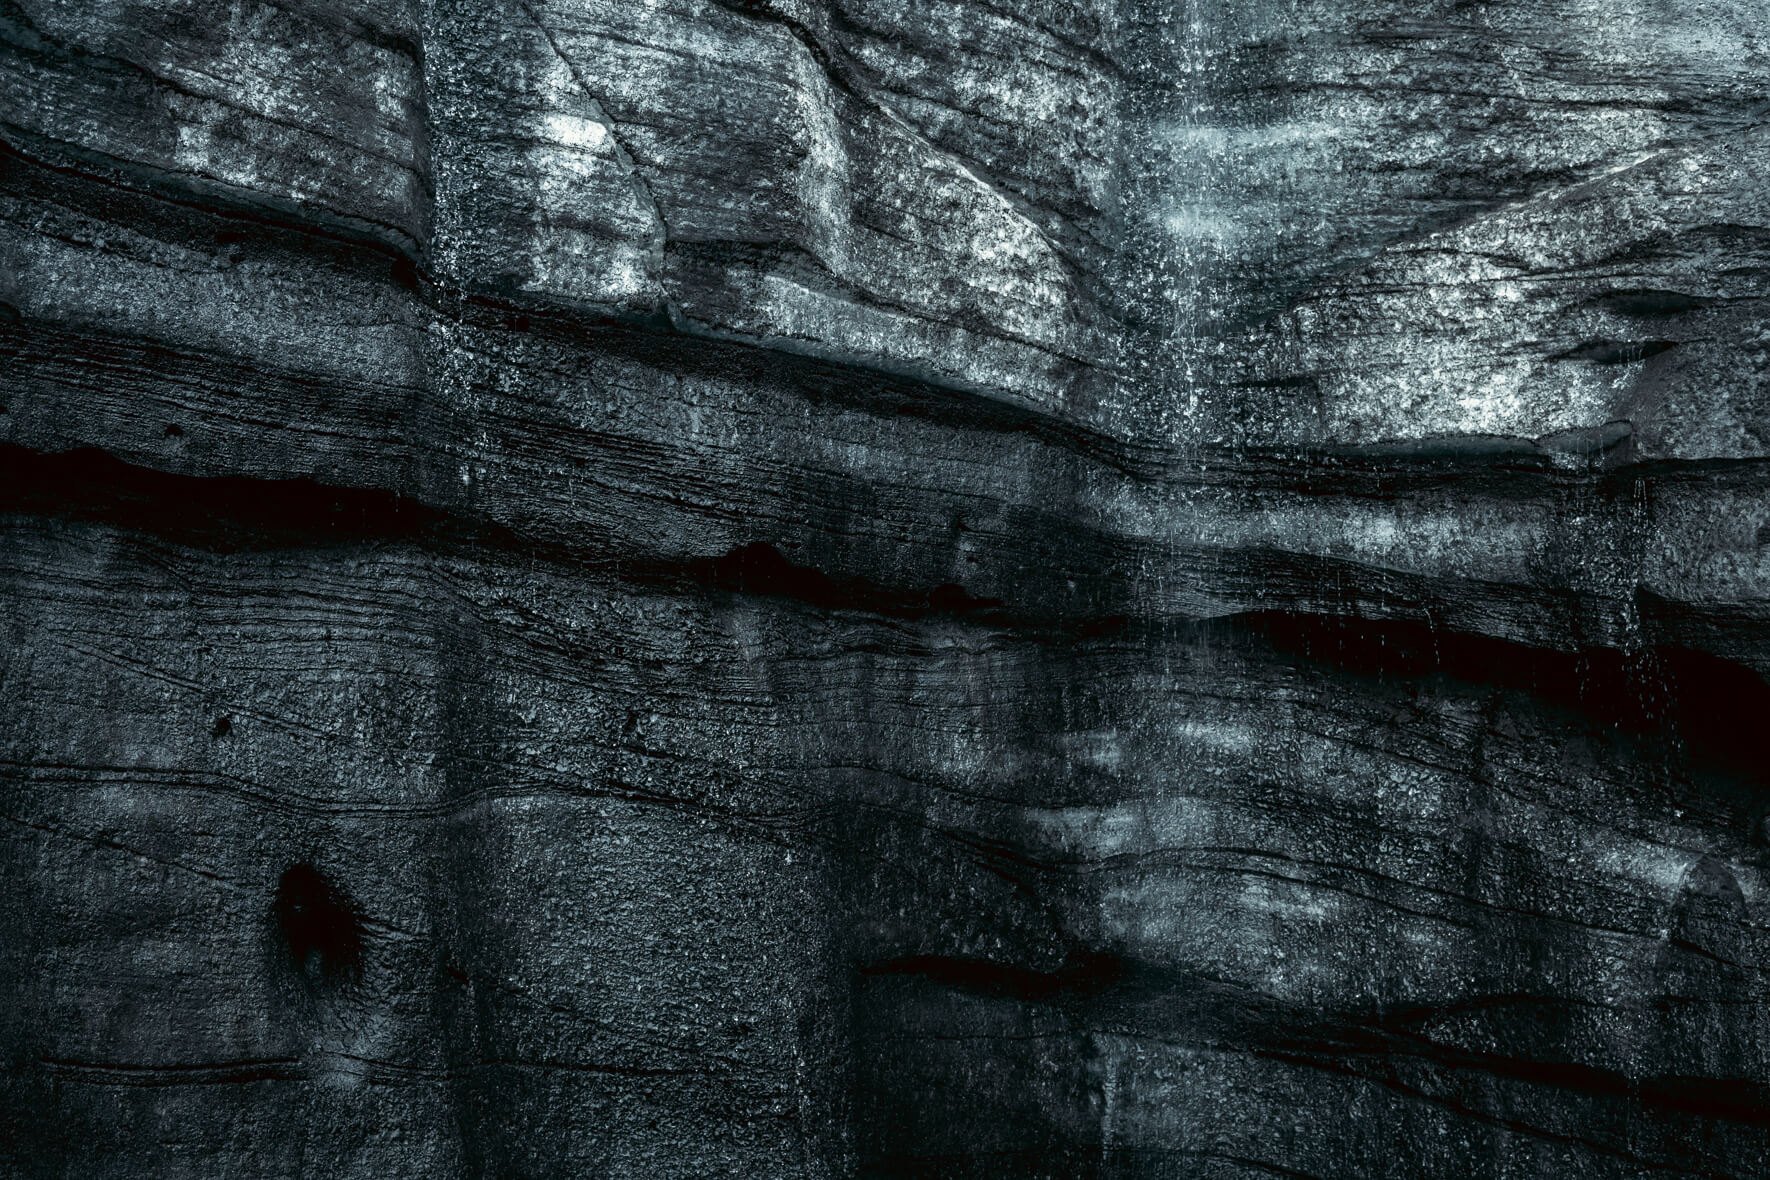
[714,0,1063,259]
[518,0,670,282]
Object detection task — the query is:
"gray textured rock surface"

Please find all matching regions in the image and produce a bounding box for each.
[4,1,1770,1176]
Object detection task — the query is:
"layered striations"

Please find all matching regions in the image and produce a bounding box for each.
[4,0,1770,1176]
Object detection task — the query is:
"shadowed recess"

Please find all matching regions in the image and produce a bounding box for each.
[1232,610,1770,787]
[0,444,440,549]
[273,864,365,985]
[691,541,1005,617]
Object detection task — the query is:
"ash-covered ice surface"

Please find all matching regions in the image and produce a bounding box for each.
[4,1,1770,1176]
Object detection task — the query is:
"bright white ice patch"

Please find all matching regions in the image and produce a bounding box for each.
[544,111,611,152]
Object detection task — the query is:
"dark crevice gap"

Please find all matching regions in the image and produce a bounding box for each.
[0,444,1075,628]
[1585,290,1712,318]
[1227,609,1770,823]
[9,447,1770,676]
[273,863,365,986]
[1264,1010,1770,1127]
[1553,338,1682,365]
[685,541,1004,619]
[0,443,443,550]
[1186,446,1770,497]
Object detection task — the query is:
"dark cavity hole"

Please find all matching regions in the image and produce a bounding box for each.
[163,423,184,438]
[927,582,1002,614]
[211,714,231,738]
[1555,338,1679,365]
[1236,611,1770,788]
[705,541,843,604]
[274,864,364,985]
[695,542,1007,619]
[1592,289,1709,318]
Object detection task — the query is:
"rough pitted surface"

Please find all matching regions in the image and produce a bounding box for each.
[4,1,1770,1177]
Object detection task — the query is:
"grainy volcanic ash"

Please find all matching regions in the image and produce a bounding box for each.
[4,1,1770,1176]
